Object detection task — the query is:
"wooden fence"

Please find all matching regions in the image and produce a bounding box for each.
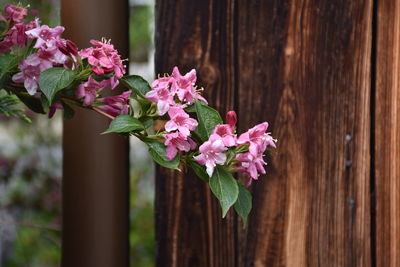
[60,0,400,266]
[155,0,398,266]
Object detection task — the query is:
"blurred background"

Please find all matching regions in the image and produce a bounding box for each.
[0,0,155,266]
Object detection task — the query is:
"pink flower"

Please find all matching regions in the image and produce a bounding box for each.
[194,139,227,177]
[98,91,132,117]
[235,122,276,185]
[76,77,107,106]
[4,5,28,22]
[258,133,277,152]
[26,23,65,49]
[171,66,196,90]
[0,21,36,54]
[237,122,275,156]
[24,21,68,65]
[79,39,126,88]
[0,38,14,54]
[164,132,196,160]
[235,152,267,186]
[48,101,63,118]
[165,107,198,136]
[226,110,237,128]
[171,66,208,104]
[209,124,236,147]
[12,53,53,95]
[145,77,175,115]
[37,40,68,65]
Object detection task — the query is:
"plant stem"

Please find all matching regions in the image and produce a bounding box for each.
[58,94,114,119]
[91,106,115,120]
[6,83,116,120]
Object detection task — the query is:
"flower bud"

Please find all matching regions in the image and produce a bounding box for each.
[226,110,237,128]
[30,9,39,17]
[57,39,79,57]
[57,41,68,55]
[66,40,78,56]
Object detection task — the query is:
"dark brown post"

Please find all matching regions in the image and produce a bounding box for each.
[60,1,129,266]
[155,1,238,266]
[155,0,373,266]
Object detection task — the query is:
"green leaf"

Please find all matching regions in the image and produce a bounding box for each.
[0,74,11,90]
[16,93,45,114]
[0,91,31,122]
[40,93,50,111]
[184,104,196,113]
[146,141,180,170]
[62,102,75,119]
[120,75,151,98]
[0,54,19,75]
[92,73,113,82]
[210,166,239,217]
[139,116,154,129]
[136,98,152,115]
[102,114,144,134]
[234,183,252,225]
[38,67,76,103]
[188,160,209,182]
[194,99,223,141]
[0,54,19,89]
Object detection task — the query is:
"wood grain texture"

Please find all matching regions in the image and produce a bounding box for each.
[155,1,238,266]
[375,0,400,266]
[238,1,373,266]
[155,0,373,266]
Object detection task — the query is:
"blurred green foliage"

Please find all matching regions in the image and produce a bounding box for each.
[129,4,155,266]
[5,213,61,267]
[130,5,152,62]
[129,137,155,267]
[0,115,62,266]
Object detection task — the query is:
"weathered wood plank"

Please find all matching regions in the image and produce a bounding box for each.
[237,1,372,266]
[155,0,373,266]
[155,1,238,266]
[375,1,400,266]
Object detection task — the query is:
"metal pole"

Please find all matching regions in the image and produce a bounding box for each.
[60,1,129,266]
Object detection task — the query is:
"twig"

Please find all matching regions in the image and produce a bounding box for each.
[91,106,115,120]
[15,221,61,232]
[6,83,116,121]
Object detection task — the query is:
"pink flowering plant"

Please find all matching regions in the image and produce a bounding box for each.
[0,4,276,224]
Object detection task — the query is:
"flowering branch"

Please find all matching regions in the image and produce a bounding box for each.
[0,4,277,224]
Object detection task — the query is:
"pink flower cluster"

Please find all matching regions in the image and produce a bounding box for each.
[79,40,125,88]
[3,5,130,118]
[145,67,207,160]
[76,39,127,107]
[0,5,34,54]
[146,67,276,184]
[194,112,238,177]
[2,5,28,22]
[164,107,198,160]
[235,122,276,185]
[11,18,73,95]
[195,111,276,185]
[145,66,207,116]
